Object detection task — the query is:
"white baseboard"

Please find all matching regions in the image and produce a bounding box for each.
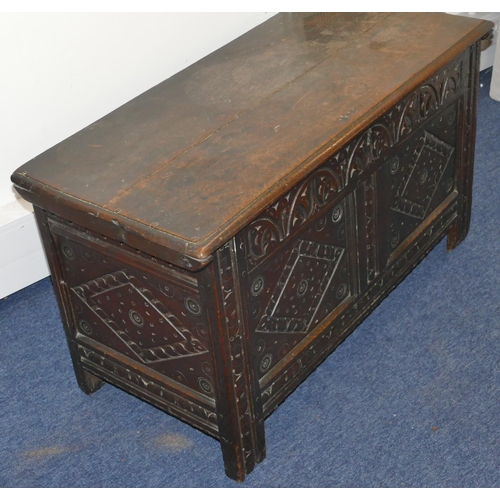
[0,198,50,299]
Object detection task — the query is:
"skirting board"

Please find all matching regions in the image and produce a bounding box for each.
[0,199,50,299]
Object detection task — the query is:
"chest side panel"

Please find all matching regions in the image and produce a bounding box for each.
[45,215,218,432]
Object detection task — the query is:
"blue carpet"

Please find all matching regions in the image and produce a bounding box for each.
[1,69,499,488]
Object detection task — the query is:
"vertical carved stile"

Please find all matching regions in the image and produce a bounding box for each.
[364,174,378,285]
[448,41,480,250]
[461,43,480,231]
[33,207,105,395]
[201,239,265,481]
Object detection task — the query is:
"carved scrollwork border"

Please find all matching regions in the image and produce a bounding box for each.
[245,55,465,265]
[246,166,343,264]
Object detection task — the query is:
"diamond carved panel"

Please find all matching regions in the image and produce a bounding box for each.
[72,270,208,364]
[256,240,344,334]
[391,131,454,220]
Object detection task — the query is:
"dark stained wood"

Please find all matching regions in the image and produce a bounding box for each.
[11,13,492,481]
[12,13,491,268]
[33,207,106,396]
[199,242,266,481]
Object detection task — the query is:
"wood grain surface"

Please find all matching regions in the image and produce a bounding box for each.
[12,13,492,267]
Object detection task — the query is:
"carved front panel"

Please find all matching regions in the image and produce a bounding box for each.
[378,101,459,266]
[243,197,352,379]
[240,53,467,392]
[48,222,215,402]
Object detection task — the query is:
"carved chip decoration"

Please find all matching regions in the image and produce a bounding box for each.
[72,270,208,364]
[391,131,454,219]
[256,239,345,334]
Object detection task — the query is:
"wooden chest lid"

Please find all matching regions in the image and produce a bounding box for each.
[12,12,492,269]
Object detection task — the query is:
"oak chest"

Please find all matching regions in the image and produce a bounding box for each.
[11,13,493,481]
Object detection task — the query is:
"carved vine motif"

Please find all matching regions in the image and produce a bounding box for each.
[343,123,394,182]
[72,270,209,364]
[246,166,342,264]
[245,56,464,264]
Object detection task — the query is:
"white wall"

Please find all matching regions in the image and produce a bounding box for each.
[0,12,277,298]
[448,12,500,70]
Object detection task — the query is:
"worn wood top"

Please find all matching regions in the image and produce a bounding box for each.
[12,12,492,268]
